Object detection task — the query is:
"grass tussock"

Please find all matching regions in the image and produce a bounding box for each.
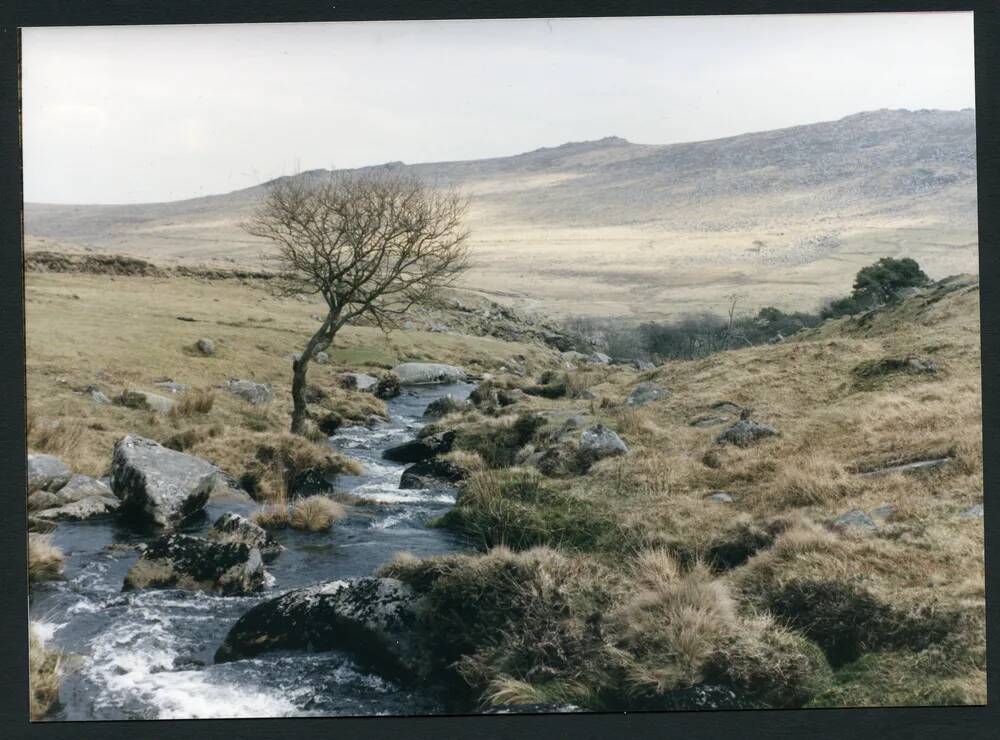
[28,534,64,582]
[29,626,61,720]
[170,388,215,417]
[289,495,346,532]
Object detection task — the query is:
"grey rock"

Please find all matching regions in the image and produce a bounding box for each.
[871,504,896,521]
[225,379,273,406]
[705,491,735,504]
[90,389,112,405]
[689,415,730,428]
[27,453,72,493]
[111,435,220,528]
[856,457,951,478]
[30,474,119,521]
[833,508,878,532]
[959,504,984,519]
[423,394,471,419]
[314,351,330,365]
[399,458,469,489]
[578,425,628,467]
[392,362,467,385]
[338,372,378,392]
[195,338,215,356]
[154,380,190,394]
[211,512,283,561]
[715,419,779,447]
[626,382,671,407]
[588,352,612,365]
[119,389,176,413]
[383,430,455,464]
[561,350,590,366]
[215,577,428,682]
[123,533,267,596]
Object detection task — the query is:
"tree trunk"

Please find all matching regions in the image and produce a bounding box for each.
[290,318,337,435]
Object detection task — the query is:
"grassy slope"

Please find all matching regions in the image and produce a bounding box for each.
[385,277,984,709]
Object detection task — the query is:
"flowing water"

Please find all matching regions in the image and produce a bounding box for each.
[29,382,475,720]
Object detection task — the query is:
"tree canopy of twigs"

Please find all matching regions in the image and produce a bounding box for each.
[242,171,470,434]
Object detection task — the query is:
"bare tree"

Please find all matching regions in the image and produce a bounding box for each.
[243,171,470,434]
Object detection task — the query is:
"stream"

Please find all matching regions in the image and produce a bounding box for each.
[29,382,475,720]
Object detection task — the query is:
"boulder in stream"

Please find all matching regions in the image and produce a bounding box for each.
[27,453,72,493]
[383,430,455,464]
[111,435,221,528]
[29,474,120,521]
[215,577,428,682]
[123,532,267,596]
[210,512,283,561]
[399,457,469,489]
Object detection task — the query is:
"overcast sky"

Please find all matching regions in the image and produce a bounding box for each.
[22,12,975,204]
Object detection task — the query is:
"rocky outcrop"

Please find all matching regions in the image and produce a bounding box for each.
[118,389,176,413]
[29,474,120,521]
[225,379,273,405]
[111,435,220,528]
[715,419,779,447]
[423,395,471,419]
[214,577,428,682]
[210,512,283,561]
[626,382,671,407]
[399,458,469,489]
[123,533,267,595]
[27,453,72,493]
[392,363,467,385]
[383,430,455,464]
[578,425,628,468]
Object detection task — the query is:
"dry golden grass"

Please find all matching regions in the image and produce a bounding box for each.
[289,495,347,532]
[28,534,64,582]
[28,626,61,720]
[170,388,215,417]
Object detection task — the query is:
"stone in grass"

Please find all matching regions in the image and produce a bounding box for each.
[27,453,72,493]
[119,389,176,414]
[958,504,984,519]
[195,338,215,356]
[626,382,671,407]
[123,533,267,596]
[578,425,628,467]
[715,419,779,448]
[832,509,878,532]
[225,379,273,406]
[705,491,735,504]
[423,395,471,419]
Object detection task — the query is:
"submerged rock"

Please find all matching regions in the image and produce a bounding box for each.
[399,457,469,489]
[215,577,428,681]
[383,430,455,464]
[626,382,671,407]
[210,512,283,561]
[392,362,467,385]
[715,419,779,447]
[123,533,267,596]
[111,435,221,528]
[27,453,72,493]
[225,379,273,406]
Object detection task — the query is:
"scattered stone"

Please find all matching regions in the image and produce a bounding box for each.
[383,430,455,464]
[399,458,469,489]
[225,379,273,406]
[560,350,590,366]
[118,389,177,413]
[373,373,401,400]
[705,491,735,504]
[959,504,984,519]
[210,512,283,561]
[154,380,190,394]
[215,577,428,682]
[832,509,878,532]
[423,395,471,419]
[27,453,72,493]
[111,435,221,528]
[123,533,267,596]
[89,388,112,405]
[690,415,730,428]
[871,504,896,521]
[588,352,612,365]
[853,356,939,380]
[626,382,671,407]
[29,474,120,521]
[856,458,952,478]
[195,338,215,356]
[715,419,779,447]
[578,425,628,467]
[630,359,656,371]
[314,351,330,365]
[392,362,467,385]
